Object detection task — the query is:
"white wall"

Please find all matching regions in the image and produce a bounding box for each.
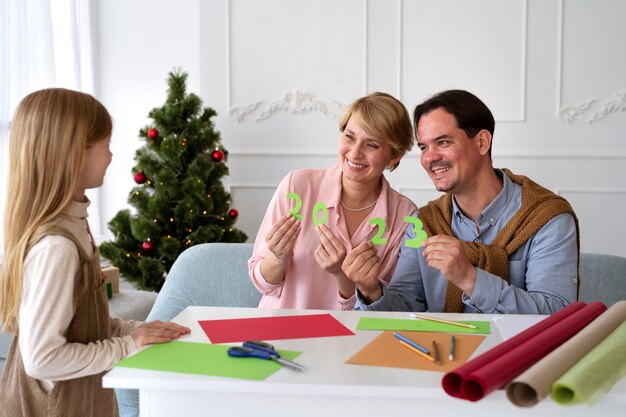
[97,0,626,258]
[96,0,202,241]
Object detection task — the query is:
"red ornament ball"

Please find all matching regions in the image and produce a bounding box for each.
[211,149,225,162]
[147,128,159,139]
[141,240,154,252]
[134,172,147,184]
[227,209,239,219]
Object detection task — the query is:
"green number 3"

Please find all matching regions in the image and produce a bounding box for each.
[403,216,427,248]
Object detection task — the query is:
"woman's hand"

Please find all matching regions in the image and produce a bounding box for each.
[259,214,301,285]
[342,241,382,303]
[265,214,301,265]
[130,320,191,347]
[314,224,347,275]
[314,224,354,298]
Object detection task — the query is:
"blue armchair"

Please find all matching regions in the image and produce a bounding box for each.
[578,252,626,307]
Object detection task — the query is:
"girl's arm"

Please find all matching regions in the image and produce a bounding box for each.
[19,236,137,381]
[109,317,143,337]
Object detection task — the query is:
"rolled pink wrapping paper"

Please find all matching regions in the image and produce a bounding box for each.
[442,301,587,398]
[506,300,626,407]
[459,302,607,401]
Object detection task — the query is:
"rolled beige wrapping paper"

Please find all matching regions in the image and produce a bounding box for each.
[506,300,626,407]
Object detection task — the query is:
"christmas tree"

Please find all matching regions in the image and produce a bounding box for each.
[100,70,247,292]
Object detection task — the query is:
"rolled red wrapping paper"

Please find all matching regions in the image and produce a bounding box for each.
[460,302,607,401]
[441,301,597,400]
[442,302,587,398]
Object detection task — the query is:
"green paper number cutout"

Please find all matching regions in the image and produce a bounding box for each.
[404,216,427,248]
[287,192,303,220]
[369,217,387,245]
[312,202,328,227]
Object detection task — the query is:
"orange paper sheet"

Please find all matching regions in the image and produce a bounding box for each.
[346,331,486,372]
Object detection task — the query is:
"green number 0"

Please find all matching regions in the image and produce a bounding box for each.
[404,216,427,248]
[312,202,328,227]
[287,192,303,220]
[369,217,387,245]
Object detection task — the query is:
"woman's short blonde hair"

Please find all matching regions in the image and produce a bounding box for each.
[339,92,414,171]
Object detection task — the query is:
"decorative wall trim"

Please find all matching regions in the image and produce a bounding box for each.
[226,183,278,193]
[588,91,626,123]
[396,185,438,192]
[558,99,596,124]
[229,101,263,122]
[225,0,366,122]
[399,0,528,123]
[229,91,347,122]
[226,184,626,197]
[558,91,626,124]
[555,188,626,196]
[225,148,626,159]
[556,0,625,124]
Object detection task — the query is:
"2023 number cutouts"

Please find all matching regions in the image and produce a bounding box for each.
[287,192,427,247]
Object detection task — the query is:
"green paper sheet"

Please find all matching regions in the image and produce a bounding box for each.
[356,317,490,334]
[551,321,626,405]
[115,341,302,381]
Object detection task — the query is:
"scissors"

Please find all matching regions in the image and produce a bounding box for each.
[227,340,305,372]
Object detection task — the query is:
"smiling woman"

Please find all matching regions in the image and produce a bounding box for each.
[0,0,98,259]
[247,92,419,311]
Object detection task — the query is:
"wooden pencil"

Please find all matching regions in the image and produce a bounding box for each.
[409,313,477,329]
[399,340,435,363]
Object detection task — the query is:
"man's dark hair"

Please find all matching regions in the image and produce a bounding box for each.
[413,89,495,157]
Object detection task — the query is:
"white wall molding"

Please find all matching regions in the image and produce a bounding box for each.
[226,0,365,122]
[229,91,347,123]
[588,91,626,123]
[556,0,625,124]
[558,90,626,124]
[225,148,626,160]
[227,183,278,192]
[555,188,626,196]
[558,98,596,124]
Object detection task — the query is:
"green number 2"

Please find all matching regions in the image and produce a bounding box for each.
[369,217,387,245]
[287,192,303,220]
[403,216,427,248]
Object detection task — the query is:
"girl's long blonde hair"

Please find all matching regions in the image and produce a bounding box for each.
[0,88,112,333]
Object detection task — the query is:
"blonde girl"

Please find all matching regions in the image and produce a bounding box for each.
[0,88,189,417]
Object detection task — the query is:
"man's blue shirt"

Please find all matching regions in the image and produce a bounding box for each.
[356,169,578,314]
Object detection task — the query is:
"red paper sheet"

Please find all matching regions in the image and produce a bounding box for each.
[198,313,355,343]
[442,301,607,402]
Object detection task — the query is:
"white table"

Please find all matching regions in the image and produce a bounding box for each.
[103,307,626,417]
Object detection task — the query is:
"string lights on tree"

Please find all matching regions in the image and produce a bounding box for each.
[99,70,247,291]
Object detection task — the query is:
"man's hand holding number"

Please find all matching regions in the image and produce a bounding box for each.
[422,235,477,296]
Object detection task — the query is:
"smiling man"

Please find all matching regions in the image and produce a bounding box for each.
[346,89,580,314]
